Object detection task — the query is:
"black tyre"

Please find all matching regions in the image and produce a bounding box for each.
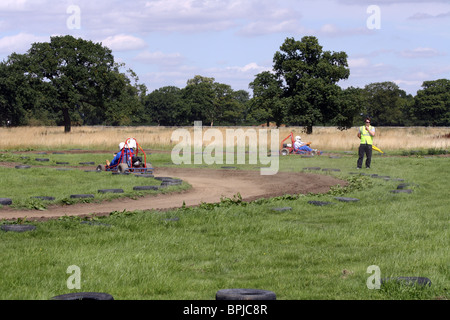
[70,194,94,199]
[154,177,174,181]
[334,197,359,202]
[160,181,182,187]
[381,277,431,287]
[133,186,160,191]
[390,189,413,194]
[98,189,124,194]
[397,183,414,189]
[216,289,276,300]
[308,201,335,206]
[15,165,31,169]
[35,158,50,162]
[31,196,55,201]
[96,164,106,171]
[51,292,114,300]
[303,167,321,171]
[0,198,12,205]
[1,224,36,233]
[280,148,290,156]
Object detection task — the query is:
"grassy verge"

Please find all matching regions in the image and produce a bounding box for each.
[0,151,448,300]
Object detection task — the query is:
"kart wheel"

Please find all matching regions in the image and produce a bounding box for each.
[118,163,128,173]
[96,164,106,171]
[281,148,290,156]
[1,224,36,233]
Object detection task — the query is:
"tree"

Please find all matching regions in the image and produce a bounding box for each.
[221,89,250,125]
[0,55,28,126]
[24,35,128,132]
[209,82,234,126]
[271,36,350,133]
[144,86,188,126]
[339,86,366,128]
[363,81,411,126]
[182,75,243,126]
[182,75,215,125]
[249,71,285,127]
[412,79,450,126]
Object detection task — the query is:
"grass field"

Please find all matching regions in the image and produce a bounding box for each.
[0,126,449,301]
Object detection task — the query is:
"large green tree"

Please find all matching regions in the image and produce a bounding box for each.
[22,35,133,132]
[412,79,450,126]
[272,36,351,133]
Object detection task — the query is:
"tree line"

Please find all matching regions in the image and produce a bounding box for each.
[1,35,449,133]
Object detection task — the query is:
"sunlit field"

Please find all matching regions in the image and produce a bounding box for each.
[1,126,449,152]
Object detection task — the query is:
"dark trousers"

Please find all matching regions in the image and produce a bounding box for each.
[357,144,372,168]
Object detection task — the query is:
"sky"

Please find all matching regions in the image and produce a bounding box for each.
[0,0,449,96]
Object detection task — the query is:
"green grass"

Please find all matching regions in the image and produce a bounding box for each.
[0,150,448,300]
[0,151,188,209]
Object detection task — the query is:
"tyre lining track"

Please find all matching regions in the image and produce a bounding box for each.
[0,164,345,221]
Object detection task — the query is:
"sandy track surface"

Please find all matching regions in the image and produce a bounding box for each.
[0,166,344,221]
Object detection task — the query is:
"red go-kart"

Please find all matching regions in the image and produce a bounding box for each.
[280,132,321,156]
[96,138,153,173]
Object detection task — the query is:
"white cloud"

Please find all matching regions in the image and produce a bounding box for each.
[225,62,269,73]
[0,0,28,11]
[238,20,305,36]
[408,11,450,19]
[134,50,185,66]
[400,47,444,58]
[348,58,371,68]
[100,34,147,52]
[0,32,48,54]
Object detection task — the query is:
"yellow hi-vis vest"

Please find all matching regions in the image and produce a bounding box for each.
[360,126,374,145]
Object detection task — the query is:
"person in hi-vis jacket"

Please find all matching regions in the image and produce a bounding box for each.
[357,117,375,169]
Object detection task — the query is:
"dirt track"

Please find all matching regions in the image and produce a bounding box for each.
[0,166,345,221]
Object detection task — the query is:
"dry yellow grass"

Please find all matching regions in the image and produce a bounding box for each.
[0,125,449,152]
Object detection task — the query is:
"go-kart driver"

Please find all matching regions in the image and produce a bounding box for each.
[294,136,313,152]
[106,141,134,167]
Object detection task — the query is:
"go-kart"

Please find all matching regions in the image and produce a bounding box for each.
[96,138,153,174]
[280,132,322,156]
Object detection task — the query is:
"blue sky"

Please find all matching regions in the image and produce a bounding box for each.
[0,0,449,96]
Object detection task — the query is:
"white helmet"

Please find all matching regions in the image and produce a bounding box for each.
[295,136,301,141]
[119,142,125,150]
[127,138,137,149]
